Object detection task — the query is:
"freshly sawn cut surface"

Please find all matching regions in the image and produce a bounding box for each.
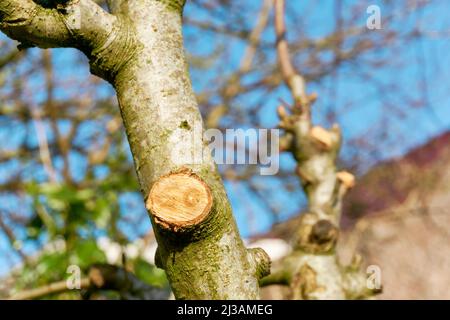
[147,171,213,230]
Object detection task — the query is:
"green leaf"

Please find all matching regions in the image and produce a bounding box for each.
[73,239,107,269]
[133,258,169,288]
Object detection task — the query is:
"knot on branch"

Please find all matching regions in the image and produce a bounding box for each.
[0,3,39,49]
[276,105,296,131]
[248,247,271,279]
[336,170,356,193]
[294,213,338,254]
[309,219,338,246]
[88,16,139,83]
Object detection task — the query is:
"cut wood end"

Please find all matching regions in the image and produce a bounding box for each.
[309,92,318,101]
[336,171,356,189]
[310,126,333,149]
[146,171,213,230]
[277,105,288,119]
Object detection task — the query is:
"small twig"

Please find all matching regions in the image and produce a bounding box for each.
[274,0,297,81]
[0,212,27,261]
[8,278,90,300]
[31,107,58,183]
[239,0,273,73]
[274,0,309,116]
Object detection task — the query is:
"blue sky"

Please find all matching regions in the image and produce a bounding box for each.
[183,0,450,235]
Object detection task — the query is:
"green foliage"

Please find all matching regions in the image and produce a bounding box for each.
[10,165,161,298]
[133,258,169,288]
[25,182,117,241]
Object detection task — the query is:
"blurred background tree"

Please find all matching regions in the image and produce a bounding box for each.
[0,0,449,299]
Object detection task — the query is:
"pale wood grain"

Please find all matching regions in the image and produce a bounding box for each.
[146,172,212,229]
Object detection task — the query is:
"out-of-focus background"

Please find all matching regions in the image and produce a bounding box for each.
[0,0,449,299]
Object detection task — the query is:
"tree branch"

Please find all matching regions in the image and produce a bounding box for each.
[265,0,378,300]
[1,0,270,300]
[274,0,308,111]
[0,0,116,51]
[7,264,170,300]
[8,279,90,300]
[0,212,27,261]
[0,47,22,69]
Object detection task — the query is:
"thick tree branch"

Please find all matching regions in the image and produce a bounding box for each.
[0,0,116,53]
[1,0,270,299]
[0,0,71,48]
[108,0,269,299]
